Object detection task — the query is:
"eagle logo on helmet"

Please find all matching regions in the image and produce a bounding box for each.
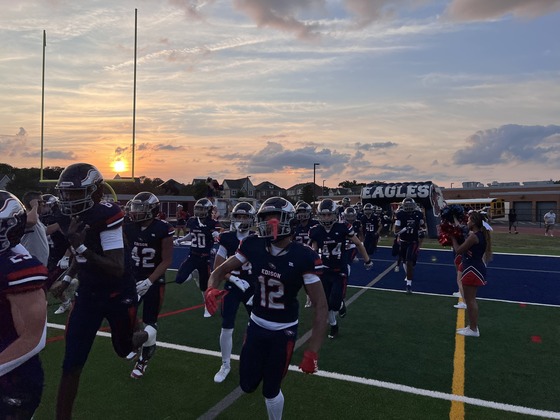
[0,191,27,254]
[256,197,295,241]
[56,163,104,216]
[231,201,256,232]
[317,199,338,229]
[129,192,160,222]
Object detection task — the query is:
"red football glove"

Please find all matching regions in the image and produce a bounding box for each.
[204,287,226,316]
[299,350,319,374]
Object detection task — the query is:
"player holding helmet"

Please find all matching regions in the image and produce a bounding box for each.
[206,197,327,420]
[124,192,175,379]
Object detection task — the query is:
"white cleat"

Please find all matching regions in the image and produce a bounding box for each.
[204,306,212,318]
[54,301,71,315]
[214,364,231,383]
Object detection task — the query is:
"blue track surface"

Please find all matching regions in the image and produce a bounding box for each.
[171,245,560,306]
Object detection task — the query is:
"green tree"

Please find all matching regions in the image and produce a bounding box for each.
[301,183,314,204]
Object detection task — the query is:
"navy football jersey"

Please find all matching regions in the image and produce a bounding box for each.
[217,230,254,281]
[237,236,322,325]
[395,210,425,242]
[360,214,380,236]
[293,219,319,246]
[186,216,218,256]
[0,251,48,355]
[73,201,125,293]
[309,222,354,271]
[124,219,175,280]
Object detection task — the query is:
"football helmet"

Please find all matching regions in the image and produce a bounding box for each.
[256,197,295,241]
[41,193,59,216]
[341,197,351,207]
[194,198,213,218]
[317,199,338,229]
[343,206,357,223]
[0,191,27,254]
[363,203,374,217]
[230,201,256,232]
[129,192,160,222]
[402,197,416,212]
[56,163,104,216]
[295,202,312,221]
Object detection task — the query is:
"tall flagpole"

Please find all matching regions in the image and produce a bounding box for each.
[131,8,137,179]
[40,30,46,181]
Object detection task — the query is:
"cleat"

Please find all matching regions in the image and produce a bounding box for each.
[126,350,139,361]
[328,324,339,339]
[204,306,212,318]
[405,284,412,294]
[54,301,71,315]
[339,300,347,318]
[454,302,467,309]
[304,296,312,308]
[394,265,399,273]
[452,291,461,298]
[131,359,148,379]
[213,364,231,383]
[456,327,479,337]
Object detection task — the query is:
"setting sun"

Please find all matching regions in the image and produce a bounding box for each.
[112,160,127,173]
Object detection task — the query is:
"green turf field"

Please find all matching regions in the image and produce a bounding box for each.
[36,231,560,419]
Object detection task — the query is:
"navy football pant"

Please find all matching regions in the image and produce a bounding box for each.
[0,355,43,419]
[239,320,297,399]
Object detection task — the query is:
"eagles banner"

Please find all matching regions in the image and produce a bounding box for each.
[361,181,445,238]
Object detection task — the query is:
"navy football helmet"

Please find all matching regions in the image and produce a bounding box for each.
[194,198,213,218]
[363,203,374,217]
[343,206,357,223]
[231,201,256,232]
[0,191,27,254]
[56,163,104,216]
[129,192,160,222]
[317,199,338,229]
[295,201,312,221]
[402,197,416,212]
[257,197,295,241]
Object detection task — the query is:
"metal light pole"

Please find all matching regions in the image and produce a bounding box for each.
[313,163,320,205]
[451,182,454,189]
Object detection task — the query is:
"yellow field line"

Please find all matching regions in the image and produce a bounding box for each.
[450,303,466,419]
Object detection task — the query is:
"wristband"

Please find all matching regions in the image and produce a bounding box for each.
[62,274,73,284]
[75,244,87,254]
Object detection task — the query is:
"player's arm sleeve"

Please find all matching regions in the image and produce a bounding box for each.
[0,288,47,376]
[80,226,125,277]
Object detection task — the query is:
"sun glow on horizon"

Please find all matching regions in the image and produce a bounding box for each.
[112,160,127,173]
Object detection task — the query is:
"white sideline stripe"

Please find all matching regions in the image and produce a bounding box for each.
[286,366,560,419]
[346,285,560,308]
[47,321,560,419]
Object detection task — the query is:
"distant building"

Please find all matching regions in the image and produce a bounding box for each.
[222,178,254,199]
[255,181,286,200]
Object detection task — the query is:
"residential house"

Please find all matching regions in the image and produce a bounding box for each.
[255,181,286,201]
[222,178,254,199]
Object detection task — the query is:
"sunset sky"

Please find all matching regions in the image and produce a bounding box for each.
[1,0,559,189]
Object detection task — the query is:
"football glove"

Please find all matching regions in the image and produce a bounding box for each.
[136,279,152,296]
[364,260,374,270]
[57,255,70,270]
[299,350,319,374]
[229,275,250,292]
[204,287,226,316]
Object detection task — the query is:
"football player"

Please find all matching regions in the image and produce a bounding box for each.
[293,201,319,308]
[0,191,49,420]
[336,196,351,221]
[309,199,373,339]
[51,163,152,420]
[206,197,327,420]
[360,203,382,257]
[394,197,426,294]
[124,192,175,379]
[175,197,220,317]
[212,202,257,383]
